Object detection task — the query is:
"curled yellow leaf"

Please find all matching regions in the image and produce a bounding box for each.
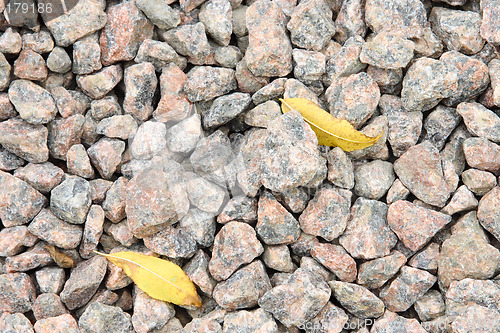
[44,244,76,268]
[280,98,383,151]
[95,251,201,308]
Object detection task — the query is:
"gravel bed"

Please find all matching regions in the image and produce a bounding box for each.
[1,0,500,332]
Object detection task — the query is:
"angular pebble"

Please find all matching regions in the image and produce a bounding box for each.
[329,281,385,318]
[66,144,94,179]
[212,260,271,310]
[223,309,278,333]
[401,57,457,112]
[184,66,237,102]
[260,110,321,192]
[360,32,415,69]
[47,114,85,160]
[462,169,497,196]
[287,0,336,51]
[365,0,427,38]
[438,212,500,288]
[430,7,484,55]
[199,0,232,46]
[245,0,292,77]
[100,1,154,66]
[50,176,91,225]
[441,185,478,216]
[123,62,157,121]
[77,65,123,99]
[8,79,57,125]
[477,187,500,242]
[387,200,451,251]
[440,52,490,106]
[354,160,395,200]
[72,34,102,75]
[256,191,300,245]
[154,64,192,122]
[379,266,437,312]
[357,251,407,289]
[202,92,251,129]
[299,185,351,241]
[13,50,48,81]
[456,102,500,143]
[88,138,125,179]
[44,0,106,47]
[394,142,452,207]
[311,243,357,282]
[79,301,134,333]
[371,310,427,333]
[463,137,500,174]
[0,272,36,313]
[339,198,396,260]
[209,221,264,281]
[132,286,175,333]
[161,22,213,65]
[258,268,331,328]
[144,225,197,258]
[33,314,79,333]
[28,209,82,249]
[135,0,180,30]
[60,256,107,310]
[0,170,46,227]
[326,72,380,129]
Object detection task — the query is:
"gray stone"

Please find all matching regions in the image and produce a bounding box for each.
[213,260,271,310]
[60,256,108,310]
[135,0,180,30]
[79,302,134,333]
[256,191,300,245]
[401,57,457,112]
[209,221,264,281]
[354,160,395,200]
[329,281,385,318]
[50,176,91,225]
[28,209,82,249]
[394,142,452,207]
[203,92,252,129]
[199,0,232,46]
[184,66,237,102]
[299,185,351,242]
[245,0,292,77]
[259,268,331,328]
[8,79,57,125]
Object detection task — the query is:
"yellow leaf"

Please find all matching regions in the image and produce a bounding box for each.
[94,251,202,308]
[279,98,383,151]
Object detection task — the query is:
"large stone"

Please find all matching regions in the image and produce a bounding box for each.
[394,142,452,207]
[258,268,331,328]
[126,165,189,238]
[0,118,49,163]
[0,170,46,227]
[8,80,57,125]
[245,0,292,77]
[388,200,451,251]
